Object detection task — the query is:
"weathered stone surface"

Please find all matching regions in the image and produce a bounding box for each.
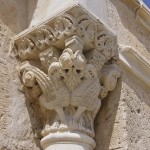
[11,5,120,149]
[0,0,27,33]
[95,67,150,150]
[0,0,150,150]
[30,0,109,27]
[0,0,38,34]
[0,21,41,150]
[107,0,150,60]
[94,1,150,150]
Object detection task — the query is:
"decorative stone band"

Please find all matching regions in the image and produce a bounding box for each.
[11,5,118,61]
[119,45,150,87]
[11,5,121,150]
[41,132,96,150]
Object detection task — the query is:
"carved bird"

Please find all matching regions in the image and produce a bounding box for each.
[71,64,101,121]
[24,65,70,123]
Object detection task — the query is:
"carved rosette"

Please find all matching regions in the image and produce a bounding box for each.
[12,6,121,150]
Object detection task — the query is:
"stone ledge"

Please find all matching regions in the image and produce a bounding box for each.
[122,0,150,31]
[11,5,117,61]
[119,45,150,87]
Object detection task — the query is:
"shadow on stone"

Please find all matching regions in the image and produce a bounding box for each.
[94,78,122,150]
[25,97,43,150]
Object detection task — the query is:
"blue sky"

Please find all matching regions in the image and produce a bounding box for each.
[144,0,150,7]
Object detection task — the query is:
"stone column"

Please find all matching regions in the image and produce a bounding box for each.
[11,1,120,150]
[30,0,109,27]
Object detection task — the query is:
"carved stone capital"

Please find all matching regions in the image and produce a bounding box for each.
[11,5,121,150]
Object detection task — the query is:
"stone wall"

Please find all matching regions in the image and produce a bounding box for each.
[95,1,150,150]
[0,0,37,33]
[0,0,26,33]
[95,67,150,150]
[0,0,150,150]
[0,21,41,150]
[107,0,150,59]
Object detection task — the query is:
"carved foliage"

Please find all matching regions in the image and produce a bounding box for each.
[13,7,120,139]
[13,8,117,61]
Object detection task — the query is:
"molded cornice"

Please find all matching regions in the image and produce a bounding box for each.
[122,0,150,31]
[119,45,150,87]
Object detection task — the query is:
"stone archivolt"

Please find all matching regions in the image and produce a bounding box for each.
[12,6,121,149]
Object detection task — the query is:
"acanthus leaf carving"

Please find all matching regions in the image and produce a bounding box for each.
[12,6,121,150]
[77,15,96,43]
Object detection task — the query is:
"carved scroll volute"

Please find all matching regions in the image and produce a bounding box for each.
[12,7,121,150]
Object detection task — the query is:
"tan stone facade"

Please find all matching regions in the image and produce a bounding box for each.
[0,0,150,150]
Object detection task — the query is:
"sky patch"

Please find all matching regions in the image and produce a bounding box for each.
[144,0,150,7]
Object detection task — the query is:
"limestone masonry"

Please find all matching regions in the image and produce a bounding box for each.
[0,0,150,150]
